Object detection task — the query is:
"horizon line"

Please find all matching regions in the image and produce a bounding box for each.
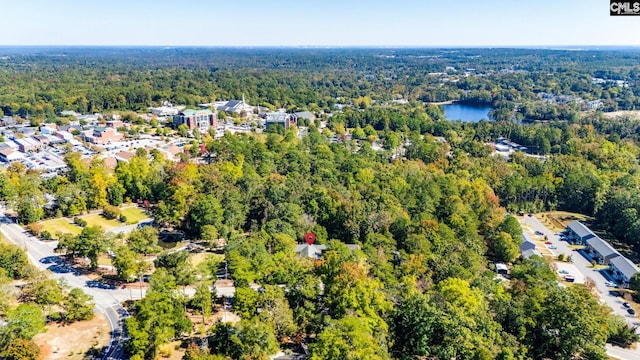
[0,44,640,49]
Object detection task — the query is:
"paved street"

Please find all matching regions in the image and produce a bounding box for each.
[0,213,141,360]
[521,215,640,358]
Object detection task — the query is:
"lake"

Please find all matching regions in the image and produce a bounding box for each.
[442,103,493,122]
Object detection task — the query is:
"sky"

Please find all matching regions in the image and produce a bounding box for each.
[1,0,638,47]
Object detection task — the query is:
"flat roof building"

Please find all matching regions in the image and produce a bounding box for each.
[265,112,296,131]
[173,109,216,131]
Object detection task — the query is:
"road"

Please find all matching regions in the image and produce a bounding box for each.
[0,214,142,360]
[522,215,640,357]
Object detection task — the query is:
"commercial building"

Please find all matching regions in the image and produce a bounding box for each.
[265,112,296,131]
[14,138,43,153]
[83,127,124,145]
[173,109,216,131]
[0,148,24,162]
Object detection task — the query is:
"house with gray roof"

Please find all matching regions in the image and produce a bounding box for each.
[566,221,596,245]
[294,243,360,259]
[610,256,639,286]
[295,243,328,259]
[519,234,540,259]
[585,236,620,265]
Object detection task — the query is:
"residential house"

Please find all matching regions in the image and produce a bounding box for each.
[585,236,620,265]
[609,256,639,286]
[294,243,360,259]
[520,234,540,259]
[565,221,596,245]
[173,109,217,131]
[295,243,328,259]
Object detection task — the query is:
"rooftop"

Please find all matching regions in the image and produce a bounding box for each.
[586,236,620,258]
[266,112,289,122]
[567,221,596,240]
[180,109,212,116]
[610,256,639,280]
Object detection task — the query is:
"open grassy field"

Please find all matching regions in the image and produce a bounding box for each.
[81,214,122,230]
[120,206,149,223]
[40,218,82,238]
[191,252,224,267]
[537,211,593,232]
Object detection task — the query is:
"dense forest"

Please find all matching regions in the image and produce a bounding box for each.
[2,47,640,359]
[1,47,640,118]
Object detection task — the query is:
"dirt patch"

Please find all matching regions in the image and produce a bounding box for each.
[601,110,640,119]
[34,313,111,359]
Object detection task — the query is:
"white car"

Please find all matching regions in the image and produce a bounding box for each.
[548,245,557,249]
[605,281,619,288]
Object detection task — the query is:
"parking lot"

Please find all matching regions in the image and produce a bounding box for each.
[521,215,640,330]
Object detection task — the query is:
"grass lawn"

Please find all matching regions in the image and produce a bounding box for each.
[191,252,224,268]
[158,239,187,250]
[81,214,122,231]
[120,207,149,223]
[40,218,81,238]
[539,211,594,232]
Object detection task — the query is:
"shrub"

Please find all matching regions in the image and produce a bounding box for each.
[74,217,87,227]
[41,230,52,240]
[26,223,43,236]
[119,214,127,223]
[103,205,121,220]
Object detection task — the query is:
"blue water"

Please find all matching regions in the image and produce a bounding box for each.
[442,103,493,122]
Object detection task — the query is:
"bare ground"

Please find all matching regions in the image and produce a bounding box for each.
[34,313,110,360]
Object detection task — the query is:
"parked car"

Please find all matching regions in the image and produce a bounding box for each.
[606,281,619,287]
[559,269,569,275]
[544,241,553,245]
[628,308,636,315]
[623,302,632,309]
[564,275,576,282]
[548,245,557,249]
[535,231,544,236]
